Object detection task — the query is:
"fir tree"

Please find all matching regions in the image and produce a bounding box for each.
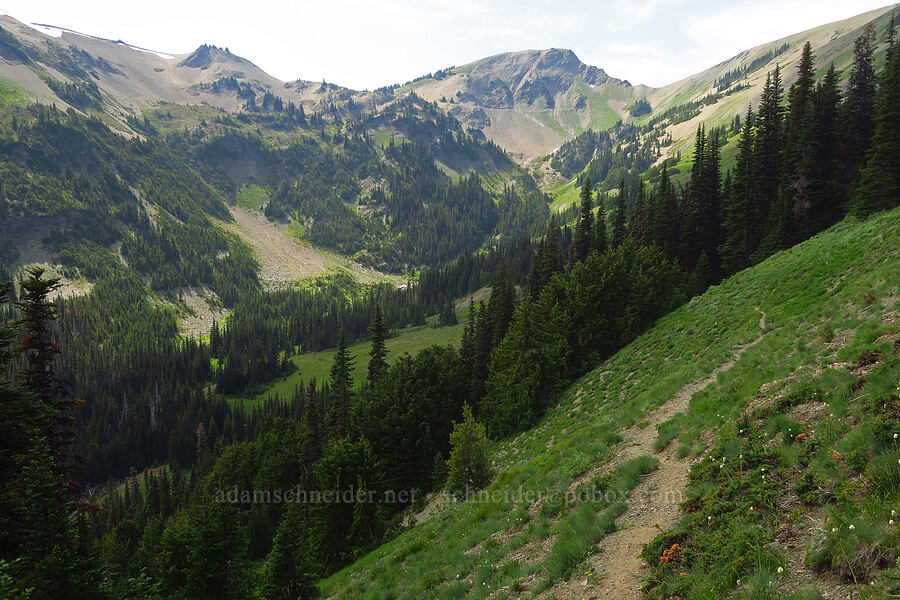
[16,267,80,478]
[754,66,786,259]
[841,26,878,187]
[854,38,900,215]
[263,503,317,600]
[719,104,756,274]
[445,404,492,497]
[612,182,628,248]
[487,260,515,347]
[328,327,354,438]
[367,306,387,384]
[791,63,844,236]
[569,177,594,265]
[652,164,680,261]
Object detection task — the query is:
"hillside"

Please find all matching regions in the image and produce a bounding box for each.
[0,5,898,599]
[321,207,900,598]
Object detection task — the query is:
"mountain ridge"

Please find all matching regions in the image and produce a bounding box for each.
[2,5,897,162]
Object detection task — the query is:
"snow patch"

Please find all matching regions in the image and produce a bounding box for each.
[31,23,63,37]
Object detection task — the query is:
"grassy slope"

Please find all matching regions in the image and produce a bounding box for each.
[227,318,465,411]
[321,207,900,599]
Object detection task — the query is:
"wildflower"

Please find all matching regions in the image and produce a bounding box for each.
[894,433,898,439]
[777,567,784,574]
[831,527,837,532]
[849,524,855,531]
[890,520,895,525]
[892,510,897,516]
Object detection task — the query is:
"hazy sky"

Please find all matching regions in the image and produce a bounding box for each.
[1,1,893,89]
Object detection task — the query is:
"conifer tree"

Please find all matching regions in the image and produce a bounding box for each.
[487,260,515,347]
[569,177,594,265]
[612,182,628,248]
[470,301,493,402]
[841,26,878,187]
[791,63,843,236]
[367,305,387,384]
[16,267,80,478]
[630,179,649,246]
[263,503,317,600]
[460,297,477,374]
[719,104,756,274]
[754,66,786,258]
[784,42,816,168]
[652,164,679,260]
[328,327,354,438]
[854,35,900,215]
[445,404,492,496]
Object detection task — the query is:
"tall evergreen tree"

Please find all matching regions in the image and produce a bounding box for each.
[652,164,680,261]
[328,327,354,438]
[840,26,878,188]
[487,260,515,347]
[367,305,387,384]
[612,182,628,248]
[791,63,844,237]
[720,105,755,274]
[262,503,317,600]
[470,301,493,402]
[683,125,722,273]
[16,267,79,478]
[754,66,786,258]
[630,179,649,246]
[784,42,816,169]
[854,36,900,215]
[569,177,594,265]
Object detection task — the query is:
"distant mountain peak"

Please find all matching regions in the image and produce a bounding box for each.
[178,44,242,69]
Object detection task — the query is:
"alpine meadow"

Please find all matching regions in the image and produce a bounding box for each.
[2,2,900,599]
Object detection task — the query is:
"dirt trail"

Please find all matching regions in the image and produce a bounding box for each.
[542,311,767,599]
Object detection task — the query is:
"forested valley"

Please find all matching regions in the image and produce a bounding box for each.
[0,14,899,600]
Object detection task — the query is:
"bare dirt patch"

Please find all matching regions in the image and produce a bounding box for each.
[222,207,390,286]
[169,287,226,337]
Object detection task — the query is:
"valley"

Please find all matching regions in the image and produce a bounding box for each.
[0,3,899,600]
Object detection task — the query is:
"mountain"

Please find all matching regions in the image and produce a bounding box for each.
[1,5,895,167]
[1,4,900,599]
[396,48,638,160]
[0,15,369,120]
[0,14,549,315]
[400,5,897,165]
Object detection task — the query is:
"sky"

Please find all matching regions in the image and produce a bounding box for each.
[1,0,893,89]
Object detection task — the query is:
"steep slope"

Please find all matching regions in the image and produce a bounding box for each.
[647,4,898,162]
[320,207,900,598]
[539,4,898,202]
